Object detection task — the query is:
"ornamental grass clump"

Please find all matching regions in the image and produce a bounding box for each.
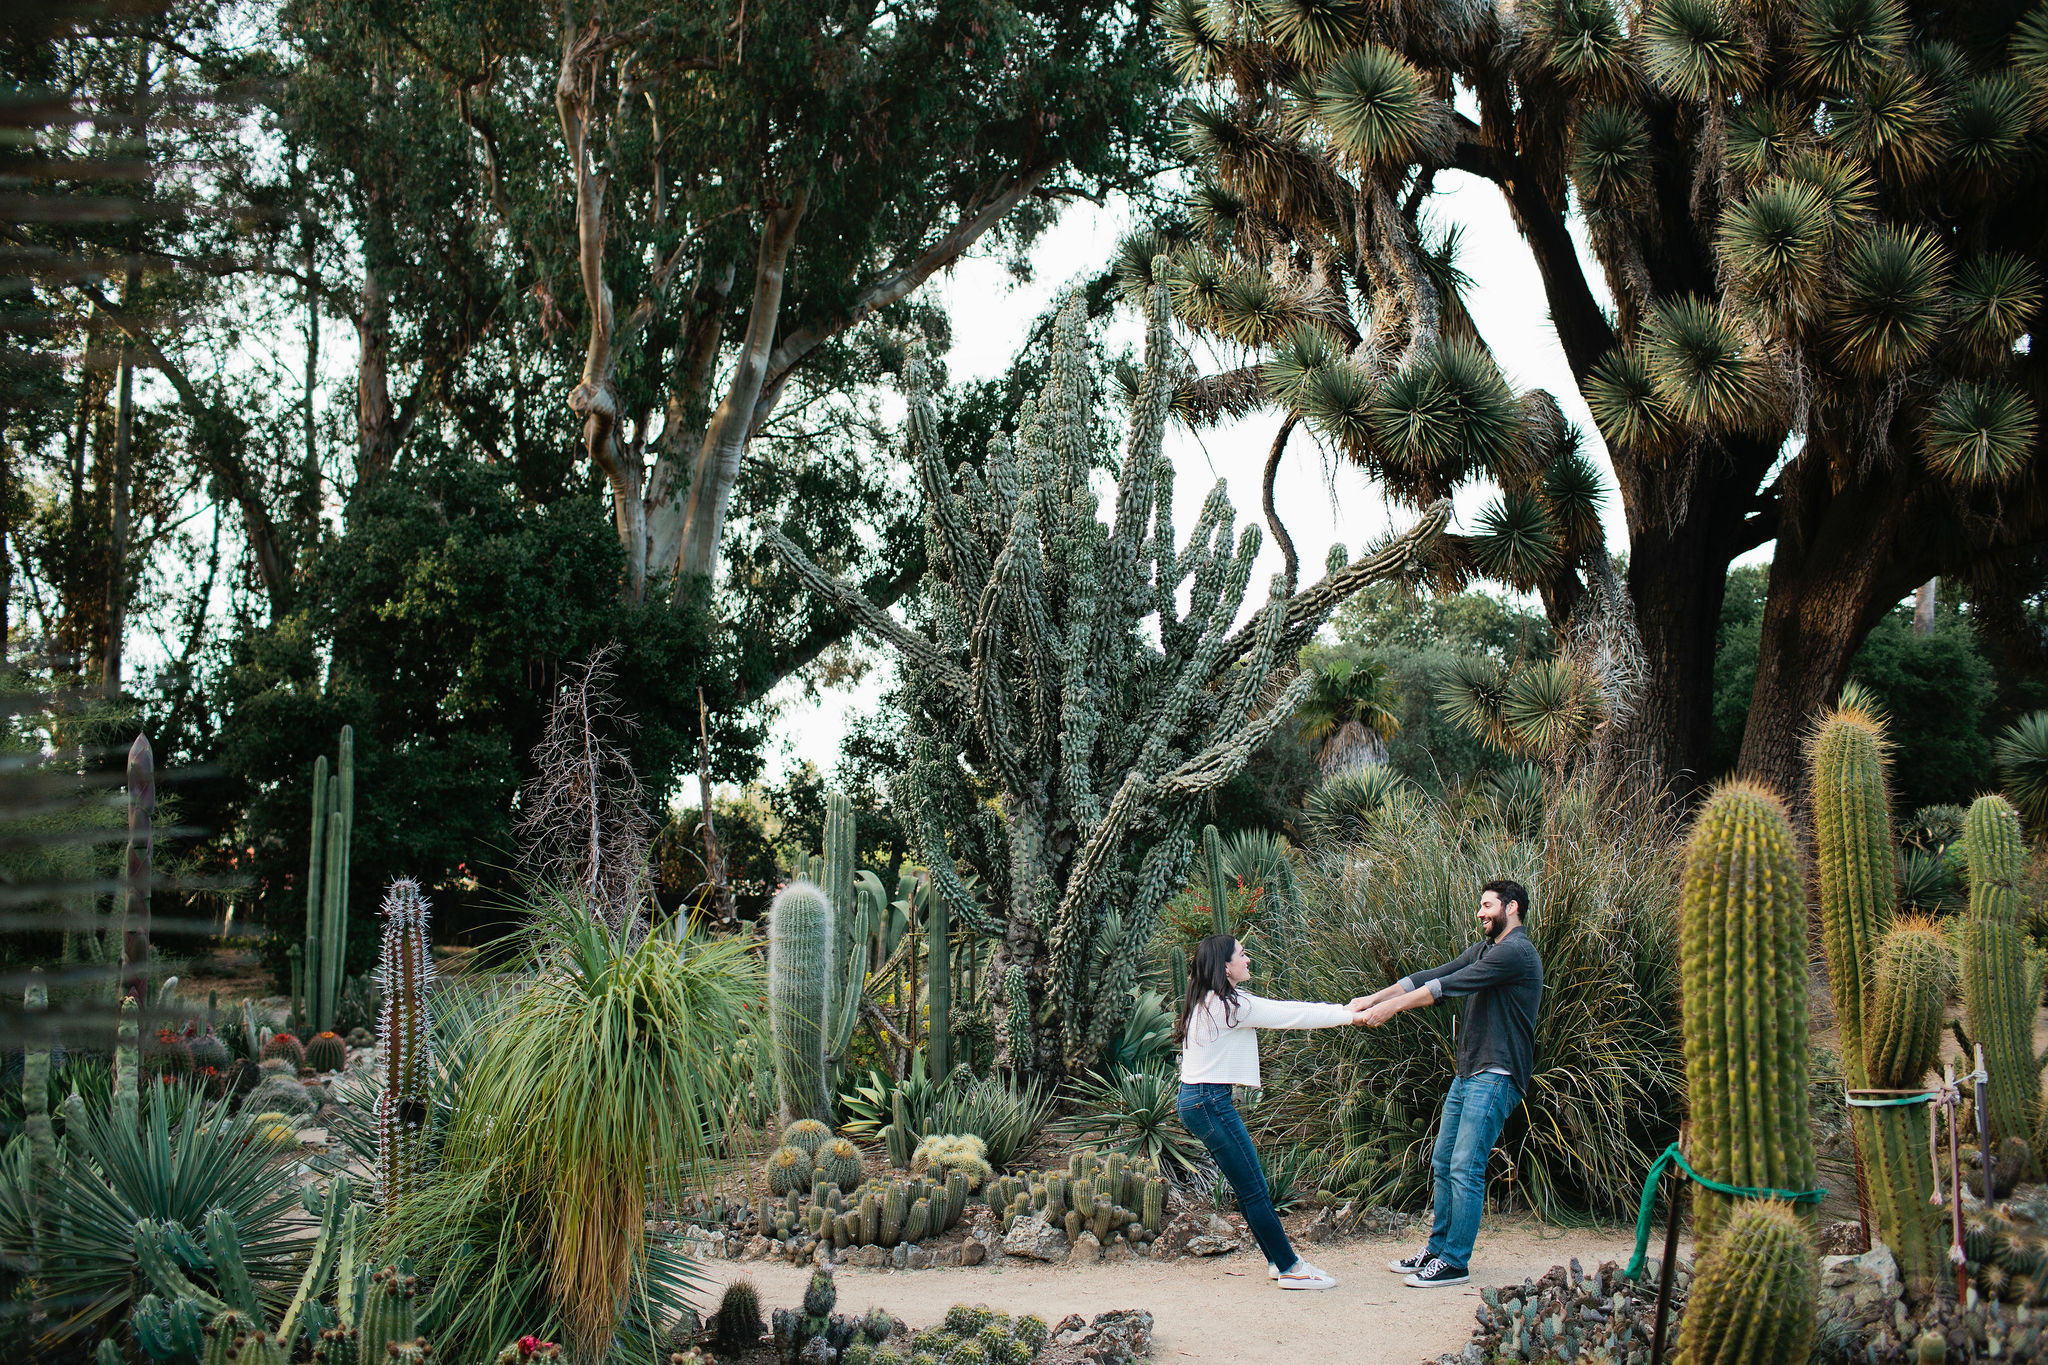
[1255,781,1681,1217]
[388,900,759,1361]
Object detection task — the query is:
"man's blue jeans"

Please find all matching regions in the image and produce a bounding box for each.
[1424,1072,1523,1273]
[1177,1082,1297,1272]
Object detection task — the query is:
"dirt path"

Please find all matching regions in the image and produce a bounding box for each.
[699,1219,1670,1365]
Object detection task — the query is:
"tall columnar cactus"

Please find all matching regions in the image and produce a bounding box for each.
[769,881,833,1126]
[927,854,953,1078]
[119,733,155,1004]
[1678,781,1818,1363]
[1201,824,1230,939]
[303,752,329,1030]
[768,278,1449,1076]
[22,974,53,1239]
[115,993,140,1126]
[374,879,434,1210]
[1809,705,1949,1298]
[1680,782,1818,1237]
[1674,1199,1818,1365]
[1962,794,2036,1155]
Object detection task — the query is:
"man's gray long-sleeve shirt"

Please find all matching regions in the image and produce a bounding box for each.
[1398,925,1543,1097]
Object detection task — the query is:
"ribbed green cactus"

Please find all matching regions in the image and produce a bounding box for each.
[769,880,833,1126]
[881,1181,906,1246]
[1809,705,1949,1298]
[22,974,52,1241]
[311,1328,360,1365]
[1673,1199,1818,1365]
[927,855,954,1078]
[818,1137,864,1190]
[359,1268,419,1357]
[203,1309,283,1365]
[374,879,434,1210]
[304,753,328,1029]
[115,993,139,1126]
[306,1031,347,1073]
[1963,794,2037,1156]
[1200,825,1230,938]
[1680,781,1817,1241]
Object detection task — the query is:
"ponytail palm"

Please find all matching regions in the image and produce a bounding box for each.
[396,908,759,1361]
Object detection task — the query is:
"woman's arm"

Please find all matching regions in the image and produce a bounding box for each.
[1231,993,1360,1030]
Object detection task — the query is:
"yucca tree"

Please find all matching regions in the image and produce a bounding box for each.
[1159,0,2048,806]
[1296,658,1403,772]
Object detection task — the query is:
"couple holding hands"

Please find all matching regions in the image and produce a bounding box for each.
[1173,879,1543,1292]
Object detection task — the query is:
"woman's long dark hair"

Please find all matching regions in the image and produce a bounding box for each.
[1173,934,1240,1046]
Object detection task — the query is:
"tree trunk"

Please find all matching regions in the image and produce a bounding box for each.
[672,187,810,588]
[1736,458,1908,817]
[104,318,133,696]
[357,260,396,485]
[1913,579,1936,637]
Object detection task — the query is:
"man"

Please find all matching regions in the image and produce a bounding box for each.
[1352,879,1543,1289]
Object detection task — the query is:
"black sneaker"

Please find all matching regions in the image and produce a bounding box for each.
[1404,1256,1469,1288]
[1387,1250,1429,1274]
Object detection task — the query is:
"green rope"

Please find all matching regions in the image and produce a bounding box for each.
[1622,1142,1827,1281]
[1843,1090,1943,1109]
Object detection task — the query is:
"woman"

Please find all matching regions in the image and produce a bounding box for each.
[1175,932,1366,1291]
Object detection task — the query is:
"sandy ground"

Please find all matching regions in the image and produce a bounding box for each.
[700,1219,1671,1365]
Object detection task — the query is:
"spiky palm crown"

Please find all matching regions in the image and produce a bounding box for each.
[1165,0,2048,633]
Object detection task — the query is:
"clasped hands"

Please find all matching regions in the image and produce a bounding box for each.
[1345,985,1417,1028]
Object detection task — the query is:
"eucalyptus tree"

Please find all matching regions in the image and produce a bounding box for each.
[1158,0,2048,802]
[285,0,1175,609]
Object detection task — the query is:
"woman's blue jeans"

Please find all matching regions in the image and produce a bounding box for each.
[1424,1071,1523,1273]
[1176,1082,1297,1272]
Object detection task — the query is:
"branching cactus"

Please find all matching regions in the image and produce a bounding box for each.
[1809,705,1948,1297]
[769,881,833,1126]
[374,879,434,1210]
[1962,794,2036,1157]
[768,275,1449,1076]
[1680,782,1818,1239]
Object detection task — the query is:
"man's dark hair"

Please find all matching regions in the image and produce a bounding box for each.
[1482,878,1531,924]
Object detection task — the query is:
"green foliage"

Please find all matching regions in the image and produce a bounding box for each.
[653,796,781,923]
[211,456,748,971]
[929,1074,1055,1172]
[1996,711,2048,830]
[389,910,758,1360]
[1258,787,1681,1218]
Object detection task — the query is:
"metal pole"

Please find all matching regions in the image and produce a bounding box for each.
[1975,1042,1992,1203]
[1649,1124,1689,1365]
[1947,1062,1968,1304]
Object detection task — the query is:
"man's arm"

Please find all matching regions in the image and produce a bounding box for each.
[1349,943,1481,1012]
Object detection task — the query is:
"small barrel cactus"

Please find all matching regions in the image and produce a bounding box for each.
[767,1145,814,1197]
[817,1137,864,1190]
[783,1117,832,1158]
[715,1279,764,1354]
[189,1027,231,1073]
[493,1337,561,1363]
[305,1030,348,1073]
[905,1196,932,1245]
[1674,1200,1818,1365]
[260,1032,306,1071]
[310,1327,359,1364]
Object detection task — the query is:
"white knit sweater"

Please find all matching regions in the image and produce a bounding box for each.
[1176,990,1355,1087]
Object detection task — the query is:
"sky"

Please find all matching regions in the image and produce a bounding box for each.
[754,170,1629,786]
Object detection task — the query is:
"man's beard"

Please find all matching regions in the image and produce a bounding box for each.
[1482,916,1503,942]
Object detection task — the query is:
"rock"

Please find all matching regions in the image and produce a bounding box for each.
[1184,1234,1237,1256]
[1817,1243,1903,1344]
[1002,1212,1071,1262]
[1305,1208,1335,1243]
[936,1245,960,1267]
[1205,1215,1235,1239]
[1053,1315,1089,1348]
[891,1242,910,1269]
[1061,1309,1153,1365]
[742,1235,770,1261]
[1152,1211,1210,1260]
[811,1240,832,1266]
[961,1239,987,1266]
[1104,1239,1131,1264]
[1816,1220,1869,1256]
[906,1245,930,1271]
[1068,1232,1104,1265]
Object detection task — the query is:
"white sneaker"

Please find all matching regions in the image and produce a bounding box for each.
[1277,1260,1338,1290]
[1267,1262,1279,1280]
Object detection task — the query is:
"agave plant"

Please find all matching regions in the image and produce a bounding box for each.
[1301,764,1411,846]
[1996,711,2048,830]
[0,1086,305,1342]
[1047,1065,1204,1174]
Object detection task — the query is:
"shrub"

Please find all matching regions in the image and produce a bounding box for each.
[1251,785,1683,1218]
[929,1072,1055,1171]
[1046,1065,1203,1173]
